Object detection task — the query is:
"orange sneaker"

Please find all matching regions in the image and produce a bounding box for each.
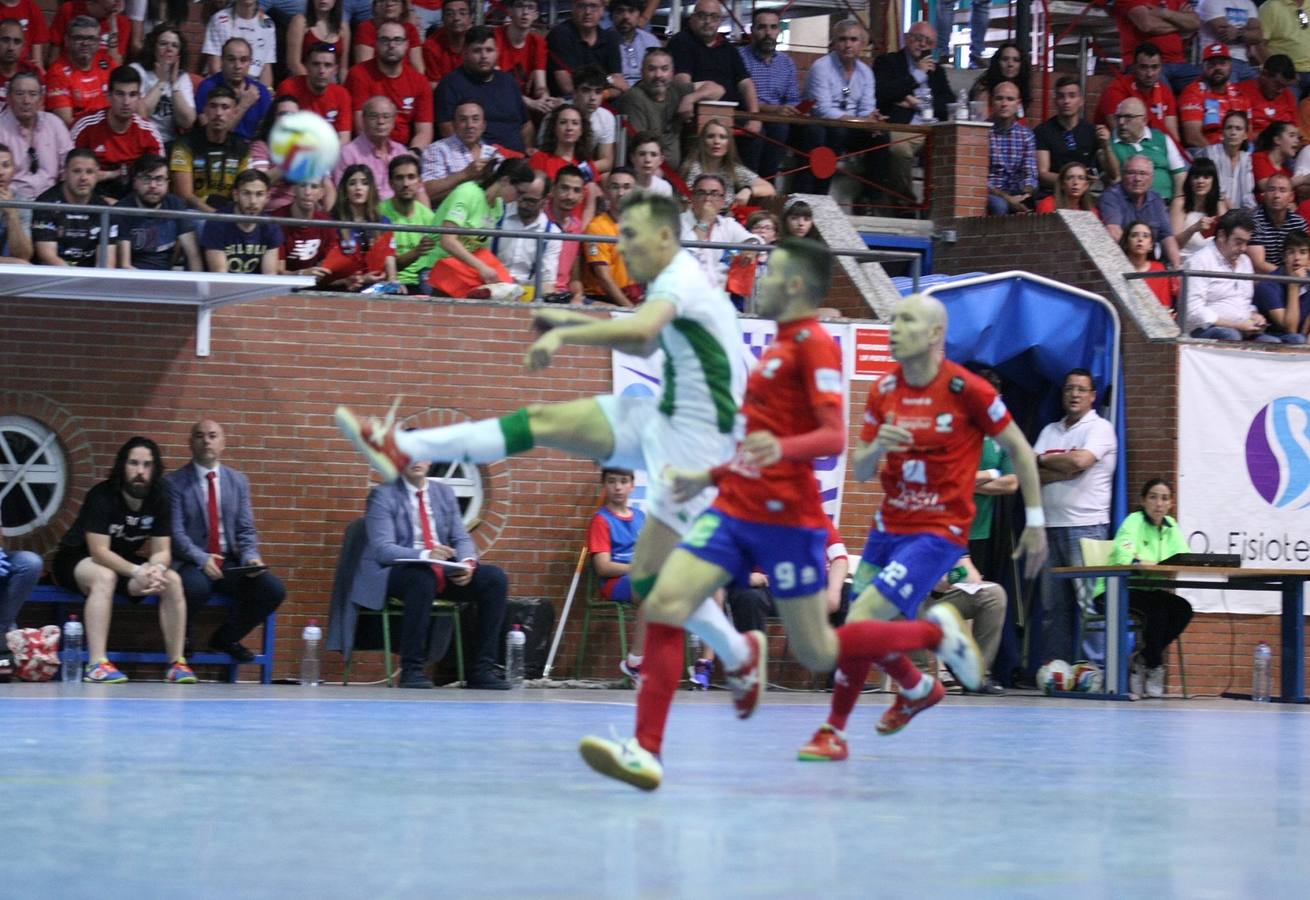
[725,630,767,720]
[334,400,411,480]
[876,677,945,736]
[797,724,849,761]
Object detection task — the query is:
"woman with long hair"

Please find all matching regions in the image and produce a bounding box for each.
[1096,478,1194,698]
[1036,162,1098,214]
[782,198,821,241]
[970,42,1031,116]
[1171,158,1228,263]
[529,104,595,180]
[128,0,191,58]
[427,157,537,300]
[130,24,195,146]
[248,96,337,213]
[681,117,775,207]
[287,0,351,78]
[1251,120,1302,195]
[1119,220,1176,308]
[353,0,425,71]
[322,164,397,290]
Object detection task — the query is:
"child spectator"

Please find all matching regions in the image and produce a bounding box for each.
[782,198,819,240]
[1252,227,1310,342]
[628,131,673,197]
[726,210,779,309]
[586,467,647,680]
[1121,219,1177,308]
[573,65,616,178]
[276,179,337,277]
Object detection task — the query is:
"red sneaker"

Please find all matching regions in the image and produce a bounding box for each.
[876,677,945,736]
[725,630,767,720]
[335,401,411,480]
[797,724,849,761]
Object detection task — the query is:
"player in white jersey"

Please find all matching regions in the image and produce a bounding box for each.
[335,192,764,679]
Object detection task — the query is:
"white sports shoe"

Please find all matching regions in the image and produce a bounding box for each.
[1130,658,1146,696]
[482,282,525,303]
[924,604,984,692]
[1145,664,1166,699]
[579,732,663,791]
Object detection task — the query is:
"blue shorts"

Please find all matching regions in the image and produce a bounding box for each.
[853,529,965,618]
[679,508,828,600]
[604,574,634,603]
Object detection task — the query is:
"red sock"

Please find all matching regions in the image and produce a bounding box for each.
[880,654,924,692]
[826,658,872,731]
[837,619,942,661]
[634,623,684,755]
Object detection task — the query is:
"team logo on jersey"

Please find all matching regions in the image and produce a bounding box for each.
[901,459,927,484]
[761,357,783,379]
[878,374,898,394]
[949,376,965,393]
[814,368,841,393]
[796,328,811,342]
[935,413,954,433]
[988,396,1008,423]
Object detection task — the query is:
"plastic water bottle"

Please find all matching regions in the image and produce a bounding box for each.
[505,624,525,689]
[1253,642,1273,702]
[955,88,970,121]
[301,619,322,687]
[61,615,84,683]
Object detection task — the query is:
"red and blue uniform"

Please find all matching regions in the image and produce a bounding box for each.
[679,318,846,598]
[587,505,645,601]
[856,360,1012,616]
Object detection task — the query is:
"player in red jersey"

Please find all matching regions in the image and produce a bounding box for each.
[578,242,989,791]
[795,293,1048,763]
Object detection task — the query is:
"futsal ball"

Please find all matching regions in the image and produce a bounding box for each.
[1038,659,1074,695]
[1071,661,1104,693]
[268,111,340,183]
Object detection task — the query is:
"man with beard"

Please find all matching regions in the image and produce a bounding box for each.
[435,26,530,155]
[115,154,202,270]
[202,169,282,274]
[33,148,117,267]
[611,0,660,88]
[616,48,701,171]
[345,20,434,149]
[1095,43,1182,147]
[51,436,194,684]
[1179,43,1251,149]
[380,154,441,290]
[739,7,800,179]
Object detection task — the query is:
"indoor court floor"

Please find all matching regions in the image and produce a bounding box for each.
[2,684,1307,899]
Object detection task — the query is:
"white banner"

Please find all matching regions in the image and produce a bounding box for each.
[1178,345,1310,613]
[611,317,852,524]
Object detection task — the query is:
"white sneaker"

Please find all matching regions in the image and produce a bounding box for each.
[579,733,663,791]
[1145,665,1166,699]
[482,282,525,303]
[924,604,984,691]
[1129,660,1145,697]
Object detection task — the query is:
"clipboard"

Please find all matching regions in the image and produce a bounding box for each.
[394,558,472,572]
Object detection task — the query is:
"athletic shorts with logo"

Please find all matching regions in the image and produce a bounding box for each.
[853,528,966,618]
[679,507,829,599]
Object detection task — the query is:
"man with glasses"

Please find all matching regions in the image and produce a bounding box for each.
[71,65,165,201]
[50,0,131,65]
[875,20,953,211]
[346,20,434,149]
[115,153,202,270]
[546,0,623,97]
[1259,0,1310,99]
[669,0,759,118]
[1106,97,1187,200]
[1095,43,1182,148]
[493,169,562,296]
[47,15,114,127]
[336,95,409,199]
[0,72,73,205]
[1100,152,1182,267]
[680,172,757,290]
[1112,0,1201,95]
[740,7,800,179]
[797,18,883,194]
[1033,369,1118,667]
[276,43,353,143]
[196,37,273,141]
[1035,76,1111,196]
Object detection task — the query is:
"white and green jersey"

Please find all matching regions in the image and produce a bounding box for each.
[646,249,747,435]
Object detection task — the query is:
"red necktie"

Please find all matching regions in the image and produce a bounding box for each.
[416,488,445,591]
[206,471,222,558]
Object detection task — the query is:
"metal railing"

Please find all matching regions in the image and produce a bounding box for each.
[1124,267,1310,343]
[0,196,921,311]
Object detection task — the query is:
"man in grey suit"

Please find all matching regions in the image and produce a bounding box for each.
[351,456,509,689]
[168,420,286,661]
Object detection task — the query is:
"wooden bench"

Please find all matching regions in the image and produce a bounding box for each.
[28,584,277,684]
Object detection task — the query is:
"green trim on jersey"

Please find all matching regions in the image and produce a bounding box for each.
[658,318,737,433]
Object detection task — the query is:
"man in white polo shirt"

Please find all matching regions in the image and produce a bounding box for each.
[1033,368,1118,665]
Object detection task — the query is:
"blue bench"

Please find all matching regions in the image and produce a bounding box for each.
[29,584,277,684]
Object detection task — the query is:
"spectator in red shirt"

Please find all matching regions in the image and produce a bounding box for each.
[0,0,50,69]
[51,0,133,66]
[0,20,42,107]
[422,0,471,87]
[1095,43,1183,147]
[1252,120,1302,195]
[70,64,165,200]
[277,43,353,141]
[1179,43,1251,149]
[497,0,554,116]
[276,179,337,278]
[287,0,350,78]
[47,16,115,128]
[345,19,433,149]
[1238,54,1298,139]
[353,0,424,73]
[1120,219,1177,308]
[1113,0,1201,94]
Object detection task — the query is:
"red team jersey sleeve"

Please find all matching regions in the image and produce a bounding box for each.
[586,513,613,555]
[862,361,1013,544]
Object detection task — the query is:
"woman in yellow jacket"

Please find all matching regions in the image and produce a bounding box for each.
[1105,478,1194,698]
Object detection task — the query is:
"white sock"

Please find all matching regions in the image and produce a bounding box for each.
[902,672,935,701]
[626,653,643,668]
[685,598,750,670]
[395,419,508,464]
